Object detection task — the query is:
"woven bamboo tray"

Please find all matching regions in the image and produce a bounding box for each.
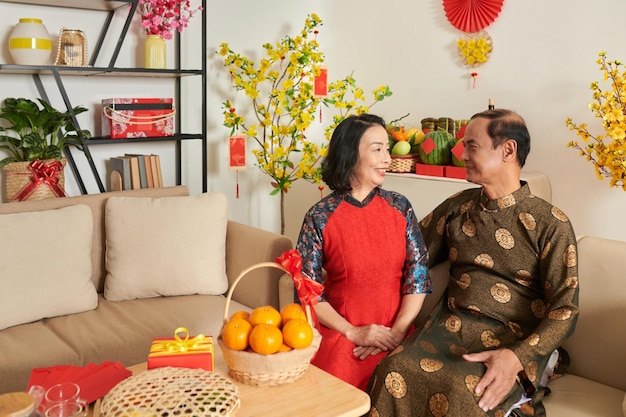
[99,367,239,417]
[218,262,321,387]
[389,154,420,173]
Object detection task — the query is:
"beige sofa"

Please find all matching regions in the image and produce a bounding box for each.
[279,235,626,416]
[0,186,292,394]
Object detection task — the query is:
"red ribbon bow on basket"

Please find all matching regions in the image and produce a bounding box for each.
[275,249,323,306]
[11,159,66,202]
[275,249,324,329]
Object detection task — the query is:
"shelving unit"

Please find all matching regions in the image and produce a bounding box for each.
[0,0,207,194]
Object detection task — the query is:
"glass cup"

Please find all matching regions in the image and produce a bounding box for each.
[44,383,81,409]
[44,401,87,417]
[28,385,46,416]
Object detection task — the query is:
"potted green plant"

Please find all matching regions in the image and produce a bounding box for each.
[0,97,91,201]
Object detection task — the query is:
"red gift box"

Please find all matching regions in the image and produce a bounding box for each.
[147,328,214,372]
[102,98,174,138]
[415,163,445,177]
[444,165,467,179]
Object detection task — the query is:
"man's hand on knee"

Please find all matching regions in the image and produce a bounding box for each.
[463,348,523,412]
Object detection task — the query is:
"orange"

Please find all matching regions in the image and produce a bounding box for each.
[277,343,293,353]
[249,324,283,355]
[229,310,250,322]
[393,130,408,141]
[282,318,314,349]
[389,127,407,142]
[280,303,306,326]
[221,318,252,351]
[249,305,282,328]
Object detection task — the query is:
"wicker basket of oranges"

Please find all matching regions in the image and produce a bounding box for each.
[218,261,322,387]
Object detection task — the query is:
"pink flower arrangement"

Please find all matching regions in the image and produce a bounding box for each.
[138,0,202,40]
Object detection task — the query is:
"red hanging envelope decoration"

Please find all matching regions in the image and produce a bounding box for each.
[229,135,246,198]
[314,66,328,123]
[314,66,328,98]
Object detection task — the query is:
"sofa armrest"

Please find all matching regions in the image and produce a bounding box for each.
[278,273,296,311]
[225,221,292,310]
[415,261,449,329]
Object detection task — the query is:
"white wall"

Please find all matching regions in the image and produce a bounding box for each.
[2,0,625,242]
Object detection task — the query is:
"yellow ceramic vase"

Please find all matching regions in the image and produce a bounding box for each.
[144,34,166,69]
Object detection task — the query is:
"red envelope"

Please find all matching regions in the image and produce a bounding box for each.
[65,363,98,385]
[72,362,131,404]
[28,367,54,390]
[27,362,132,404]
[44,365,83,387]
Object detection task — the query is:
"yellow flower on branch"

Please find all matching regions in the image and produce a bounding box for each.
[220,14,392,234]
[566,51,626,190]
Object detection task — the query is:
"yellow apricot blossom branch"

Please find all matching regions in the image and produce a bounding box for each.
[220,14,391,196]
[566,51,626,190]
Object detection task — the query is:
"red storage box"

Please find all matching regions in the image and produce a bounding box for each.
[415,163,445,177]
[102,98,174,138]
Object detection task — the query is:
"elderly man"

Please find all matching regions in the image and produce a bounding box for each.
[367,109,579,417]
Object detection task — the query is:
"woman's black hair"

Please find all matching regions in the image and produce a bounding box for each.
[470,108,531,167]
[321,113,386,193]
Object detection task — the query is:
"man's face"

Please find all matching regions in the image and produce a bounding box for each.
[461,117,508,186]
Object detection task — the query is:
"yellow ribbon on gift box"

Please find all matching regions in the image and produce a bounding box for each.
[149,327,213,357]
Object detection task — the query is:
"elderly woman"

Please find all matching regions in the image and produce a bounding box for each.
[296,113,432,391]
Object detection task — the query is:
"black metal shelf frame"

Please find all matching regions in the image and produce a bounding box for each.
[0,0,207,194]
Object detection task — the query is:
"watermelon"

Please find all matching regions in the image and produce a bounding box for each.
[417,130,456,165]
[451,139,465,167]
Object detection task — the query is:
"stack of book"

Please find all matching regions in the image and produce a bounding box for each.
[109,154,163,191]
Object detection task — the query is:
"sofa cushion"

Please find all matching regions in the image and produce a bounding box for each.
[0,320,83,392]
[0,204,97,330]
[623,393,625,417]
[46,294,251,369]
[543,374,625,417]
[104,193,228,301]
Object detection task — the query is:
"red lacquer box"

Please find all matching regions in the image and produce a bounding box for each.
[101,98,174,138]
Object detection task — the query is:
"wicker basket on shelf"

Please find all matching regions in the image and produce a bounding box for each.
[217,262,322,387]
[389,154,420,173]
[3,158,67,202]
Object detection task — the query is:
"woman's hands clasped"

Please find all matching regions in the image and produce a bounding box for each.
[348,325,405,360]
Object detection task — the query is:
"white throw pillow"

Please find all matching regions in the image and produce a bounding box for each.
[104,193,228,301]
[0,204,97,330]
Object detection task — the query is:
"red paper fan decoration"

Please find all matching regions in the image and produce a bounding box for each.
[443,0,504,33]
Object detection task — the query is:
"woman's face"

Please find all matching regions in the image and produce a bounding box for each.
[350,124,391,199]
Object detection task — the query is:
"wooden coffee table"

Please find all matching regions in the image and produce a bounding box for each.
[92,352,370,417]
